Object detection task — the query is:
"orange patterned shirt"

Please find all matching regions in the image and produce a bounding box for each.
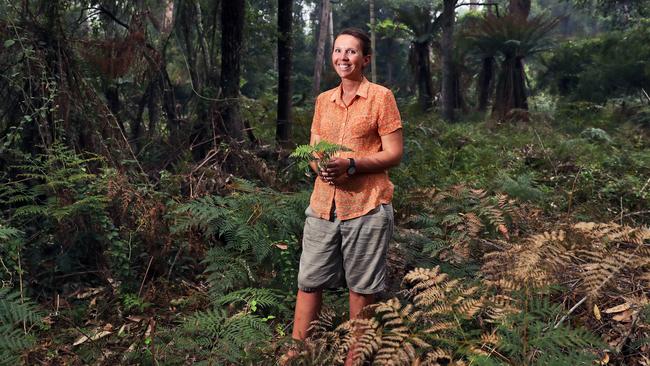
[309,77,402,221]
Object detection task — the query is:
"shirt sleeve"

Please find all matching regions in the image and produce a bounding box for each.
[310,94,324,136]
[377,90,402,136]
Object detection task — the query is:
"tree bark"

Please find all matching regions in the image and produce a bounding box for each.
[509,0,531,20]
[313,0,331,96]
[369,0,377,82]
[276,0,293,146]
[440,0,456,121]
[219,0,245,140]
[413,41,434,111]
[493,56,527,119]
[477,56,494,111]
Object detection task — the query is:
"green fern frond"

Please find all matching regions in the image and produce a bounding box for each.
[0,289,41,365]
[215,287,287,314]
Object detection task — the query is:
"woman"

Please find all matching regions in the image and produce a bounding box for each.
[288,28,403,363]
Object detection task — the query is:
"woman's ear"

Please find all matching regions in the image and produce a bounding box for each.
[363,54,371,67]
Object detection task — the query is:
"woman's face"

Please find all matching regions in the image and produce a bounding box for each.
[331,34,370,81]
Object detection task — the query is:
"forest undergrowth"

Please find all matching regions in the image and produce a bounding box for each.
[1,101,650,365]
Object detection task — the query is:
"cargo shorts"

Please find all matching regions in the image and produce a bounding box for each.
[297,203,394,294]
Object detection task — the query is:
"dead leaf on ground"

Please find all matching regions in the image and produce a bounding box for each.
[594,304,602,321]
[74,287,105,299]
[600,352,609,365]
[72,329,112,346]
[612,309,634,322]
[605,302,631,314]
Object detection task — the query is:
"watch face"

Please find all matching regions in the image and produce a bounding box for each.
[347,166,356,175]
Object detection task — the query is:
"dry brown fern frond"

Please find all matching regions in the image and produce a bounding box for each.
[419,348,454,365]
[573,222,649,245]
[463,212,484,238]
[580,251,638,302]
[308,307,336,336]
[371,298,430,366]
[424,321,456,334]
[404,267,485,322]
[330,318,381,366]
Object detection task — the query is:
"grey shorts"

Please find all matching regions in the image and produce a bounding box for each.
[297,204,394,294]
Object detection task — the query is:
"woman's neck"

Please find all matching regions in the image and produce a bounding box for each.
[340,76,363,96]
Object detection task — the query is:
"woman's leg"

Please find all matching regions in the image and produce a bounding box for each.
[291,289,323,340]
[349,290,374,319]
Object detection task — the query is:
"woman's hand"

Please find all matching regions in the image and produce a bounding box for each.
[320,157,350,185]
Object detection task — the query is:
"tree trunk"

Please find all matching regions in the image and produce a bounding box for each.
[369,0,377,82]
[219,0,245,140]
[414,41,433,111]
[313,0,331,96]
[276,0,293,146]
[440,0,456,121]
[477,56,494,111]
[508,0,531,20]
[493,56,527,119]
[452,64,465,111]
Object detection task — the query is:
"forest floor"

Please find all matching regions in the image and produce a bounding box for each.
[13,102,650,365]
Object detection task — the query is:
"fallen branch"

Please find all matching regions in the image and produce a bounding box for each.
[554,296,587,329]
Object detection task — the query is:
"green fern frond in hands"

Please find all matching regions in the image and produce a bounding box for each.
[290,141,352,173]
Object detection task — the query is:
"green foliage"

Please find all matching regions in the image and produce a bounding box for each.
[169,308,273,364]
[464,14,559,59]
[290,141,352,174]
[398,185,517,268]
[540,22,650,102]
[121,293,151,313]
[0,288,42,365]
[215,287,287,315]
[0,143,124,289]
[484,295,602,365]
[172,180,308,262]
[497,173,546,203]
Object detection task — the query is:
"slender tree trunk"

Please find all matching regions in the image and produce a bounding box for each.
[369,0,377,82]
[414,42,433,111]
[313,0,331,96]
[219,0,245,140]
[440,0,456,121]
[477,56,494,111]
[452,65,465,110]
[178,5,200,90]
[194,1,212,77]
[276,0,293,146]
[147,76,161,138]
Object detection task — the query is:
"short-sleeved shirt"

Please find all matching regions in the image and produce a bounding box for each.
[309,77,402,221]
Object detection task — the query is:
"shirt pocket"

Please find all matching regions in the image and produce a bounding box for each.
[348,114,378,139]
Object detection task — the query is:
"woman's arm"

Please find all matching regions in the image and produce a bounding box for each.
[321,129,403,184]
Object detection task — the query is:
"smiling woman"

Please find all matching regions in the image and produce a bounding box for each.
[285,27,404,366]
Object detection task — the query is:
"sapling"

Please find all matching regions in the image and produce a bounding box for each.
[290,141,351,175]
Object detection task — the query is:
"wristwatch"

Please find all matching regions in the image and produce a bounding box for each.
[346,158,356,176]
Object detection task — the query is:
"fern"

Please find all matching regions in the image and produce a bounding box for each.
[290,141,352,173]
[400,185,520,265]
[174,307,273,364]
[202,247,254,296]
[215,287,287,315]
[0,142,117,289]
[490,295,601,365]
[0,288,41,365]
[173,186,308,262]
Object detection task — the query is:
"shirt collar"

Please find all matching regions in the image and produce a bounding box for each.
[329,77,370,105]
